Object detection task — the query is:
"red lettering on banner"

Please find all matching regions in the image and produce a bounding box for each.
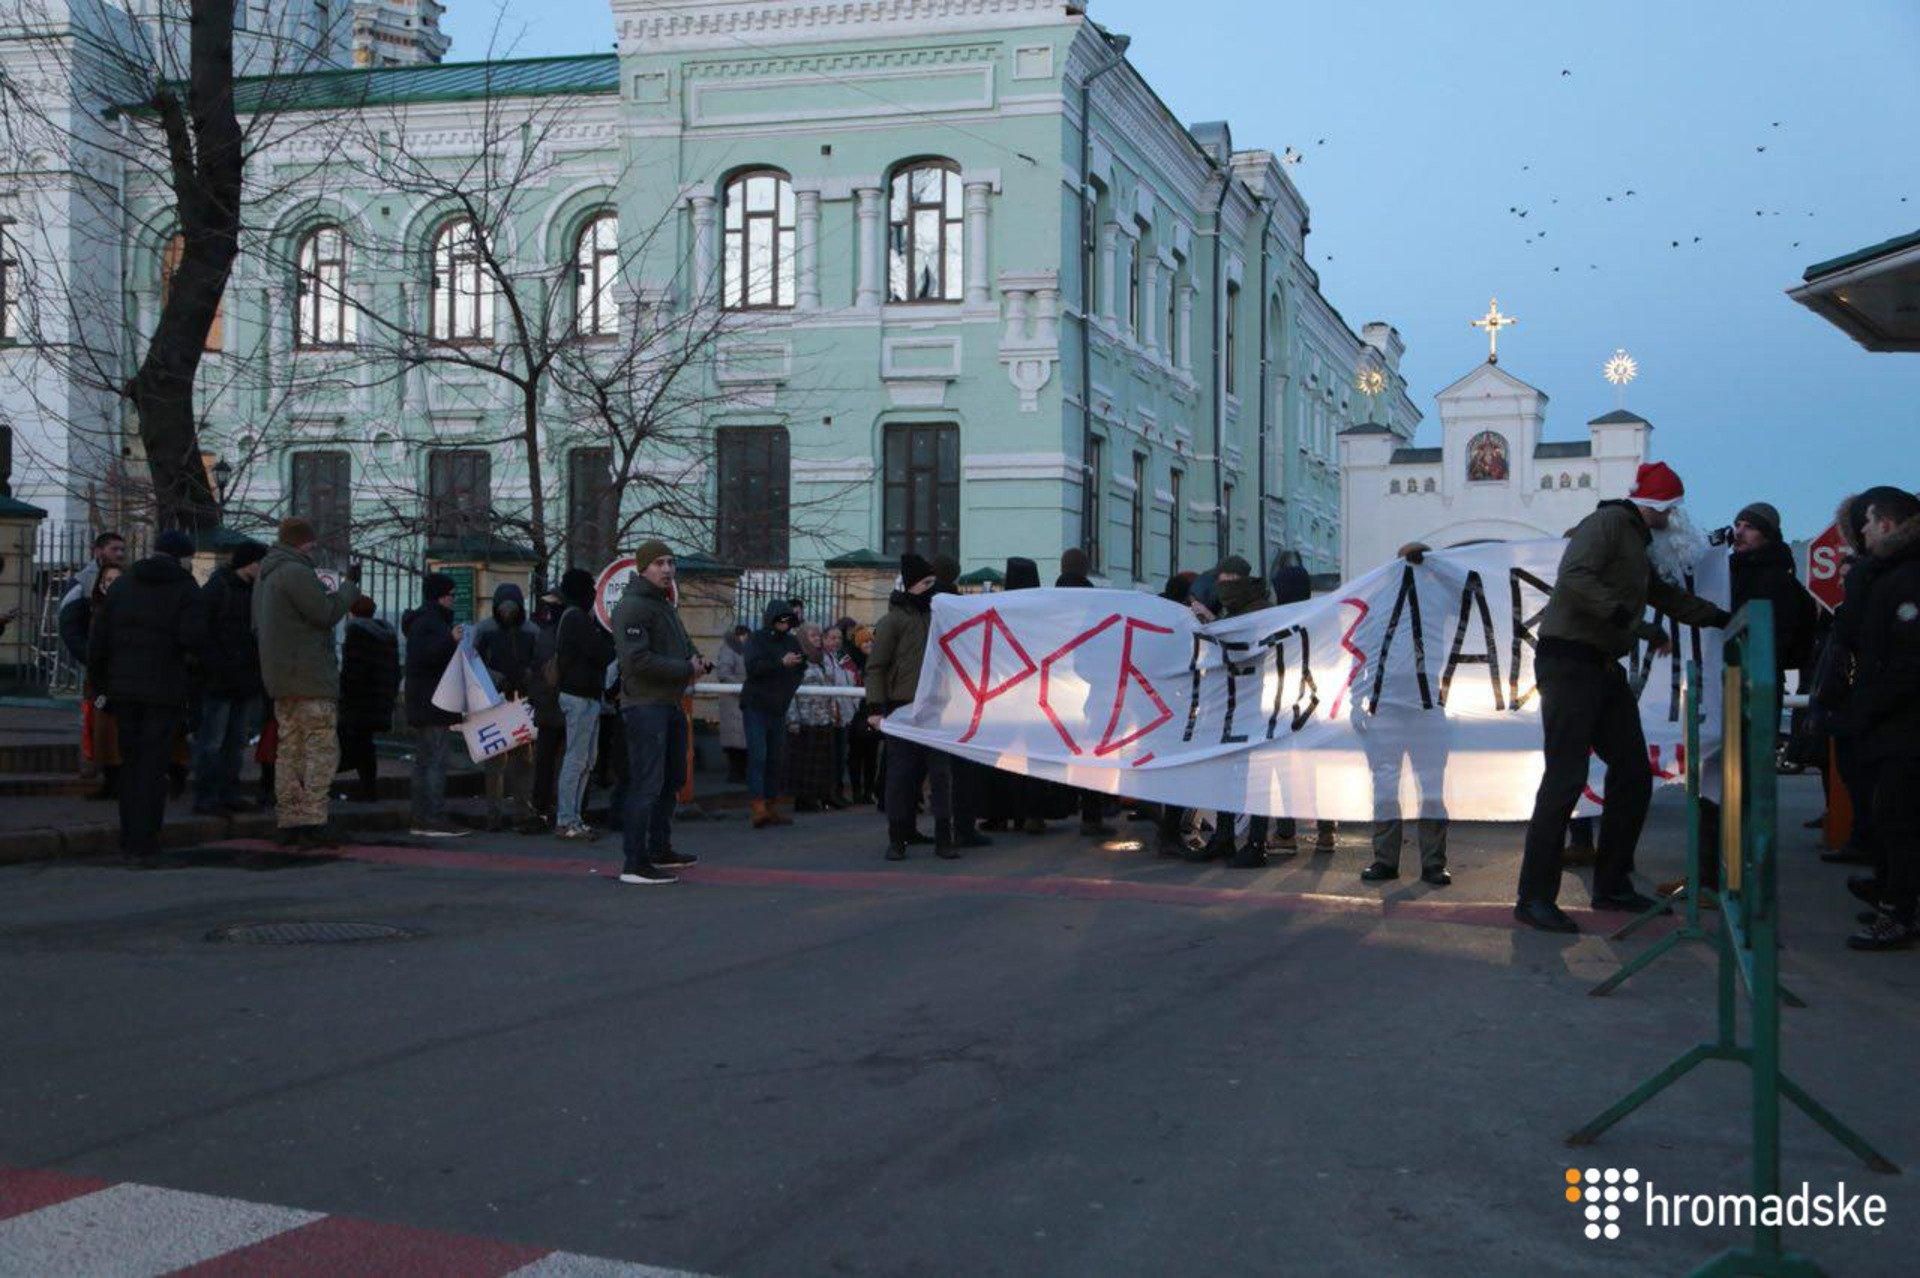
[1327,598,1371,721]
[937,609,1039,743]
[1037,614,1175,759]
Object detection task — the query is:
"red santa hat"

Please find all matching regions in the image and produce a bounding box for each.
[1629,461,1685,512]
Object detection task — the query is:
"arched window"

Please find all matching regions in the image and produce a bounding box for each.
[722,170,795,310]
[162,232,224,351]
[429,218,493,342]
[1541,475,1553,490]
[295,225,353,347]
[1389,479,1401,494]
[1423,477,1435,494]
[0,220,20,341]
[889,160,962,302]
[574,212,619,338]
[1578,473,1592,489]
[1560,473,1572,488]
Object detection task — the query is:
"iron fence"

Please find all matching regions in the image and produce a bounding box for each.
[8,525,155,695]
[733,568,848,632]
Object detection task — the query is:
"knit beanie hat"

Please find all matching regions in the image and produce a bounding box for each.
[633,539,672,570]
[424,571,457,603]
[278,516,317,546]
[559,567,596,608]
[349,595,377,619]
[154,529,195,559]
[229,540,269,570]
[1628,462,1684,512]
[932,553,962,586]
[899,552,934,586]
[1734,502,1781,543]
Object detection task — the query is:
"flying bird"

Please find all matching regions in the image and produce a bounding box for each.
[1757,146,1767,153]
[1316,137,1326,145]
[1561,69,1571,76]
[1625,189,1636,196]
[1671,240,1680,247]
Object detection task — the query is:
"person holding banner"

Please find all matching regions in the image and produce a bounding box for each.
[610,541,706,884]
[403,575,471,839]
[868,553,956,861]
[1516,463,1730,933]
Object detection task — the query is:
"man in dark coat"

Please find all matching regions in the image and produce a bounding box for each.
[1269,548,1312,608]
[610,539,708,882]
[475,582,540,831]
[1837,488,1920,950]
[932,553,996,849]
[192,540,267,814]
[1051,546,1116,839]
[403,573,469,838]
[337,596,399,804]
[867,552,953,860]
[553,568,615,839]
[87,529,206,860]
[742,598,805,827]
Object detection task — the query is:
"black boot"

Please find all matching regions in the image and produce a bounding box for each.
[1186,818,1235,863]
[953,817,993,848]
[886,820,909,861]
[935,818,961,859]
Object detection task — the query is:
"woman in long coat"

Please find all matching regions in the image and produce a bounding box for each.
[336,596,400,803]
[711,624,749,784]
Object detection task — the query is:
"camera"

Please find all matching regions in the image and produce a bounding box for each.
[1708,525,1734,547]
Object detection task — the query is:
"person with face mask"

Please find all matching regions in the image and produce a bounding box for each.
[868,553,956,861]
[1514,463,1730,932]
[743,600,806,827]
[475,582,541,833]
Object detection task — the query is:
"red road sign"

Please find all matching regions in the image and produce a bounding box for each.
[1805,522,1849,613]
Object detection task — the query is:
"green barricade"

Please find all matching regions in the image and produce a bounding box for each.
[1567,599,1898,1276]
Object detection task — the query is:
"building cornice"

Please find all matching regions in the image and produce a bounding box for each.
[615,0,1077,54]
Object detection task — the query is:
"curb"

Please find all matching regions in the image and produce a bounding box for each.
[0,806,416,866]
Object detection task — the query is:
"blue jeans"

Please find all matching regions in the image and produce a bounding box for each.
[193,694,260,809]
[742,705,786,800]
[555,692,601,828]
[411,725,453,825]
[622,702,686,869]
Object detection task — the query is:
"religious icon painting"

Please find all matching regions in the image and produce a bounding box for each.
[1467,430,1510,482]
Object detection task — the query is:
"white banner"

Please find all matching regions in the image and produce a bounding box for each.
[882,539,1729,823]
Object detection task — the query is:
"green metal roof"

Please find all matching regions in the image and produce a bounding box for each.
[232,53,618,114]
[1802,228,1920,282]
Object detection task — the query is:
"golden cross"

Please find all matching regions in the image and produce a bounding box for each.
[1470,298,1517,363]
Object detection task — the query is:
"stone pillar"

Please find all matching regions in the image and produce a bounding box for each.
[855,187,884,308]
[963,180,991,306]
[1033,286,1059,346]
[1178,285,1195,372]
[1003,287,1032,344]
[691,195,718,305]
[1141,259,1160,358]
[1098,224,1119,322]
[795,189,822,310]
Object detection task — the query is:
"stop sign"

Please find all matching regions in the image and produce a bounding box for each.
[1804,522,1849,613]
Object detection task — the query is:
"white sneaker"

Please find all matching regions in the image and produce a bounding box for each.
[556,823,600,842]
[617,865,677,885]
[410,823,472,839]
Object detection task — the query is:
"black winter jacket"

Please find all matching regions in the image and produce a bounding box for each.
[1728,540,1816,676]
[199,566,264,699]
[475,583,537,700]
[87,555,207,709]
[1270,562,1312,607]
[403,603,461,728]
[339,617,401,733]
[1845,513,1920,762]
[742,601,805,716]
[555,605,616,699]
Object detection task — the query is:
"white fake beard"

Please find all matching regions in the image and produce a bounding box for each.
[1648,505,1710,585]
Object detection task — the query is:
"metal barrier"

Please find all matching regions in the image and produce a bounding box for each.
[1567,600,1898,1276]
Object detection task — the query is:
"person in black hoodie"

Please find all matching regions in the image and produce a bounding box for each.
[1053,547,1116,839]
[403,573,469,838]
[1836,487,1920,951]
[553,568,615,839]
[933,554,995,849]
[87,529,206,860]
[1269,548,1311,609]
[192,540,268,815]
[475,582,540,832]
[981,556,1077,835]
[527,586,567,825]
[337,595,400,803]
[742,599,805,827]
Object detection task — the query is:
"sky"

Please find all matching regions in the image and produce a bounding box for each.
[442,0,1920,541]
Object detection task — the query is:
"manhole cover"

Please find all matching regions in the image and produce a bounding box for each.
[206,921,420,945]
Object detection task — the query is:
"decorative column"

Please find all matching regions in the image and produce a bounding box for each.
[1032,285,1059,346]
[796,189,821,310]
[963,180,991,306]
[1098,224,1119,322]
[691,195,718,304]
[855,186,884,308]
[1141,259,1160,358]
[1178,284,1195,372]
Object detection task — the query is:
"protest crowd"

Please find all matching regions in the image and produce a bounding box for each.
[63,463,1919,951]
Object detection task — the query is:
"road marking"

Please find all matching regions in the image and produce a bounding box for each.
[0,1166,709,1278]
[0,1183,320,1275]
[210,838,1668,936]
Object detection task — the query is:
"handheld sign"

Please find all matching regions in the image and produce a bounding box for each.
[1805,522,1848,613]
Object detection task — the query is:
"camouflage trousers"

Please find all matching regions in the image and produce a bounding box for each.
[275,697,339,830]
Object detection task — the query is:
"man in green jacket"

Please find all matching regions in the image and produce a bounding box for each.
[254,517,360,845]
[866,552,954,862]
[1516,463,1730,932]
[610,540,707,884]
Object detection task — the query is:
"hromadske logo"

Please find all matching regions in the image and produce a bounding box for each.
[1565,1166,1640,1241]
[1562,1166,1889,1240]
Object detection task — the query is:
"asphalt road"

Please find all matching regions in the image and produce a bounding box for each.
[2,779,1914,1276]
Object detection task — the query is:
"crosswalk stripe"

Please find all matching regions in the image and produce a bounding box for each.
[507,1252,711,1277]
[0,1183,320,1277]
[171,1213,549,1276]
